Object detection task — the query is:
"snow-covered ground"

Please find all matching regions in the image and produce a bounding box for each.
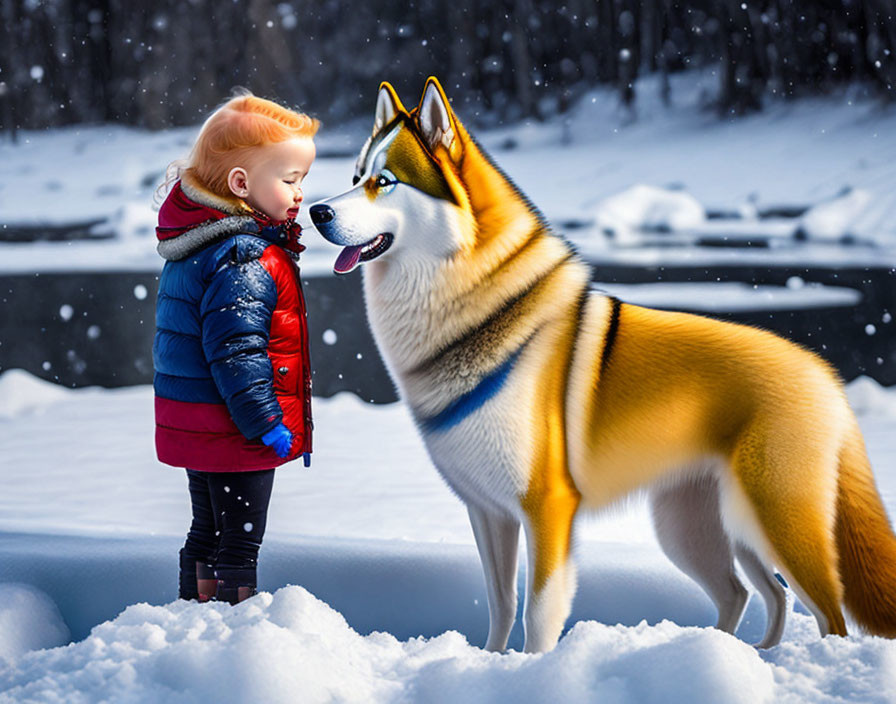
[2,71,896,278]
[2,370,896,702]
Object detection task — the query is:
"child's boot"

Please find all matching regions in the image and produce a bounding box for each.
[214,567,257,604]
[196,562,217,603]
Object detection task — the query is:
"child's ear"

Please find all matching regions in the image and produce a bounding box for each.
[228,167,249,198]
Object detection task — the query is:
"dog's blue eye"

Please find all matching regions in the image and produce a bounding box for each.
[375,169,397,193]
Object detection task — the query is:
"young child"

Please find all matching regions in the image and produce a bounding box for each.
[153,92,318,604]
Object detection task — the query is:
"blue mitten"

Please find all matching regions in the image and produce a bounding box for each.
[261,423,293,458]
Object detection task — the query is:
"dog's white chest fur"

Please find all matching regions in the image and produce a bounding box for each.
[417,379,533,515]
[363,265,535,516]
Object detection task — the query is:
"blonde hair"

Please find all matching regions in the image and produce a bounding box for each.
[159,90,320,201]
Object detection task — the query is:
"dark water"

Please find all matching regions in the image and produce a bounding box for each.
[592,263,896,386]
[0,264,894,402]
[0,270,394,402]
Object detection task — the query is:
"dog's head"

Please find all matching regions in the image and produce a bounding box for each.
[310,77,476,275]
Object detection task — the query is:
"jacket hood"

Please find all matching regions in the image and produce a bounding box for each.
[156,172,306,261]
[156,172,260,261]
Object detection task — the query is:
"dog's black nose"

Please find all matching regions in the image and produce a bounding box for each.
[310,204,335,225]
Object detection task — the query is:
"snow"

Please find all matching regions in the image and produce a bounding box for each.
[593,281,862,313]
[594,184,706,242]
[798,188,874,241]
[2,584,896,703]
[2,71,896,276]
[0,587,781,704]
[0,381,465,542]
[843,376,896,420]
[0,590,781,703]
[0,369,69,420]
[322,328,338,345]
[2,371,896,701]
[0,585,69,665]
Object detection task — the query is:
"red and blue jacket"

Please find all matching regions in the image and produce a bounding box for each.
[153,172,312,471]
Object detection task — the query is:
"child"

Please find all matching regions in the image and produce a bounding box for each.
[153,92,318,604]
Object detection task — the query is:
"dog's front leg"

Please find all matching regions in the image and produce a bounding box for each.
[467,503,520,652]
[521,490,580,653]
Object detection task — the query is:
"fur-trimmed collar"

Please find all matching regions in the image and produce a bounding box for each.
[156,171,258,261]
[180,170,254,216]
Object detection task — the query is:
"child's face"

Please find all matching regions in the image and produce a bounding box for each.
[228,137,316,221]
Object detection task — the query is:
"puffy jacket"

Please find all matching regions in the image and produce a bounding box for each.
[153,173,312,471]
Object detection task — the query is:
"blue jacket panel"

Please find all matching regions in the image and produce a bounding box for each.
[153,232,284,440]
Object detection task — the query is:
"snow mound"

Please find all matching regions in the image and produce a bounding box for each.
[0,370,71,420]
[0,585,764,704]
[0,584,69,664]
[410,620,773,704]
[798,188,873,241]
[762,619,896,704]
[3,585,896,703]
[846,376,896,419]
[595,184,706,241]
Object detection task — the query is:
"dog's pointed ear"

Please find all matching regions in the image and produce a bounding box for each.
[417,77,456,153]
[373,82,405,135]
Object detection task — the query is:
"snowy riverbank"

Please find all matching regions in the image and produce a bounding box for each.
[2,72,896,276]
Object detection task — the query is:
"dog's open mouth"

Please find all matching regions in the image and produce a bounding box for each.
[333,233,394,274]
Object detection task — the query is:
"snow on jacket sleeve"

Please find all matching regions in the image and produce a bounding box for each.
[200,244,283,440]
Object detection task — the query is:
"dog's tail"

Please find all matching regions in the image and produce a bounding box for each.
[835,416,896,636]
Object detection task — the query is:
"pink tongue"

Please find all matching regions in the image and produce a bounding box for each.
[334,245,363,274]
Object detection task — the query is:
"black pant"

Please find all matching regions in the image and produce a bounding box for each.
[181,468,275,578]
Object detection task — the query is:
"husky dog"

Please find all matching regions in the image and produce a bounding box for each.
[311,77,896,653]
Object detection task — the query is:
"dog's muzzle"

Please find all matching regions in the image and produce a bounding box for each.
[309,201,394,275]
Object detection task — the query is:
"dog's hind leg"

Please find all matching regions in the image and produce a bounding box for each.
[735,544,787,648]
[467,504,521,652]
[730,421,847,638]
[650,475,749,635]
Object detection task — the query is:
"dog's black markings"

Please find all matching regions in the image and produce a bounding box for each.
[598,297,622,376]
[410,251,576,378]
[559,287,591,401]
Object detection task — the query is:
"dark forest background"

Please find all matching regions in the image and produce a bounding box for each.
[1,0,895,137]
